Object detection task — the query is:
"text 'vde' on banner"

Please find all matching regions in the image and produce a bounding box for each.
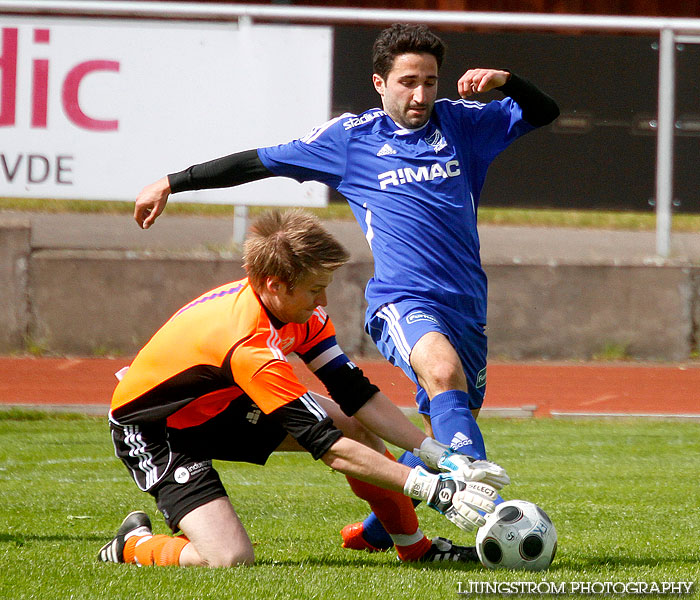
[0,17,332,206]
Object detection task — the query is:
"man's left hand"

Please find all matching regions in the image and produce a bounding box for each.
[457,69,510,98]
[438,452,511,490]
[415,437,510,490]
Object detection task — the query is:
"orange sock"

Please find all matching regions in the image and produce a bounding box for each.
[124,534,189,566]
[393,534,432,562]
[345,449,432,562]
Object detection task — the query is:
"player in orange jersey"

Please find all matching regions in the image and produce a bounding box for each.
[98,210,508,567]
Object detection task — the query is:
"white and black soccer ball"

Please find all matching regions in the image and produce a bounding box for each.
[476,499,557,571]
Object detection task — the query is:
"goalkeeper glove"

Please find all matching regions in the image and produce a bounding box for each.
[403,466,497,531]
[414,437,510,490]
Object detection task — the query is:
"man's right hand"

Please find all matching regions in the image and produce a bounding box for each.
[404,467,497,531]
[134,176,171,229]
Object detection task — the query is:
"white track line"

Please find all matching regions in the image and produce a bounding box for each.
[551,410,700,420]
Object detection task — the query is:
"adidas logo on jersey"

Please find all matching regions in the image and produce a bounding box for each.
[450,432,473,452]
[378,159,461,190]
[377,143,397,157]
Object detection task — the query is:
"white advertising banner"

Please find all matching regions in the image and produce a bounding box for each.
[0,17,332,205]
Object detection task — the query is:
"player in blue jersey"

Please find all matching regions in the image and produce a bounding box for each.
[133,23,558,556]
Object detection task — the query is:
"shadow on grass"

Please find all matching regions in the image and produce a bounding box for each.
[0,532,105,545]
[255,556,481,570]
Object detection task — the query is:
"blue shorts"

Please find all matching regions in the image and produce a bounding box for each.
[366,299,487,416]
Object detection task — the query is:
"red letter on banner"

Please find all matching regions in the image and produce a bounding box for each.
[0,28,18,127]
[62,60,119,131]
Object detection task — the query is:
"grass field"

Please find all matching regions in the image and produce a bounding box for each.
[0,412,698,600]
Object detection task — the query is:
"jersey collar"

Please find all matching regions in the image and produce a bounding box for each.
[386,113,431,136]
[392,121,430,136]
[253,287,287,330]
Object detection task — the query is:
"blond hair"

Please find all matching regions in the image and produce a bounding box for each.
[243,209,350,291]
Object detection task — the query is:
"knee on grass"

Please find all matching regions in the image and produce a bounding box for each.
[184,542,255,568]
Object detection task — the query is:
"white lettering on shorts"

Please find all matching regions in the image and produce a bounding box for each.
[174,460,212,484]
[406,311,440,325]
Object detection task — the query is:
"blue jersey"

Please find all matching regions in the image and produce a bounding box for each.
[258,98,534,324]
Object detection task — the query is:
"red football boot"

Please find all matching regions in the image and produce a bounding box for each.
[340,522,388,553]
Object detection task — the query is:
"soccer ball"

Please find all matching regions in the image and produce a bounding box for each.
[476,499,557,571]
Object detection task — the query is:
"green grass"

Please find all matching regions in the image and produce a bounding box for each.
[477,206,700,232]
[0,413,698,599]
[592,341,632,362]
[0,197,353,221]
[3,196,700,232]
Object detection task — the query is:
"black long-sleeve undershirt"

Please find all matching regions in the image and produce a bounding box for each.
[168,149,273,193]
[496,72,560,127]
[167,72,559,194]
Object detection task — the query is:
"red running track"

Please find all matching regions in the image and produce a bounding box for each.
[1,357,698,417]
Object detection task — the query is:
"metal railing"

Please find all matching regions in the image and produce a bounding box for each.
[2,0,699,256]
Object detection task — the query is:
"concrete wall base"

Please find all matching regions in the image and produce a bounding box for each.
[2,222,698,360]
[0,220,31,352]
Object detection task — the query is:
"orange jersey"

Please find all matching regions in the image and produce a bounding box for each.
[111,278,341,428]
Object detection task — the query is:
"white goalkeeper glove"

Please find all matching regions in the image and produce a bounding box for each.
[414,437,510,490]
[403,466,497,531]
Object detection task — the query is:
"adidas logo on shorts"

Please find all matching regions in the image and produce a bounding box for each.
[450,432,473,451]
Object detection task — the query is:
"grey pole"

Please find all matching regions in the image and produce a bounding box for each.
[655,28,676,258]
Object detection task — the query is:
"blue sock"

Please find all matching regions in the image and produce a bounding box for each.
[397,449,426,469]
[359,451,425,549]
[360,512,393,549]
[429,390,486,460]
[431,390,506,505]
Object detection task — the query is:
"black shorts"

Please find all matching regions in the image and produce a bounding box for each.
[110,398,289,532]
